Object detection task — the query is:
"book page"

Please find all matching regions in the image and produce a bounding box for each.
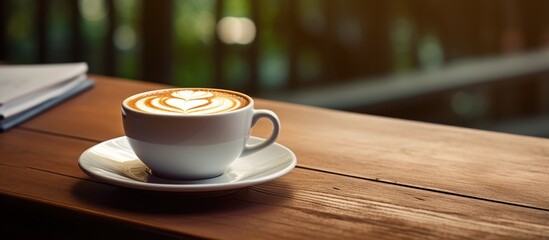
[0,75,88,118]
[0,62,87,104]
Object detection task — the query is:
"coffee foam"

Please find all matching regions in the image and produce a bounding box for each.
[126,89,249,115]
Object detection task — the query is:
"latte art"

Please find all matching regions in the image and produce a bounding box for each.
[126,89,249,115]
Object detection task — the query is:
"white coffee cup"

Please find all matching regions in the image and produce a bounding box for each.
[121,88,280,180]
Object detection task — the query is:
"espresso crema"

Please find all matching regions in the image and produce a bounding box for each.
[126,89,250,115]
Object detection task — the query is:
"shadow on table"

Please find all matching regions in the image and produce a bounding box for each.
[70,178,294,215]
[1,179,294,239]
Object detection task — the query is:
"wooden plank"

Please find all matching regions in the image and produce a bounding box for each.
[36,0,50,63]
[247,0,260,94]
[17,75,549,210]
[103,0,116,75]
[69,0,83,62]
[263,100,549,210]
[213,0,225,88]
[283,0,299,90]
[1,129,548,239]
[0,0,6,61]
[141,0,173,84]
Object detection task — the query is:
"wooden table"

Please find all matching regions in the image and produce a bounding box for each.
[1,75,548,239]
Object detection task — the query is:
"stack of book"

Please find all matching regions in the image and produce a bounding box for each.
[0,62,94,131]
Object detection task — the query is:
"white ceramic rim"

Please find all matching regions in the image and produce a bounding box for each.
[121,88,255,117]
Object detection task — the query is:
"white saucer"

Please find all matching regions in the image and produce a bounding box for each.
[78,136,297,192]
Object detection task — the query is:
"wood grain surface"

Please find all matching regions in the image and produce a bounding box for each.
[19,76,549,210]
[1,129,548,239]
[2,75,548,239]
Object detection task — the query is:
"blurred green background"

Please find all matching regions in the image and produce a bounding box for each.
[3,0,549,136]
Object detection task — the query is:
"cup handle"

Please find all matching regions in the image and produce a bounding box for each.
[241,109,280,156]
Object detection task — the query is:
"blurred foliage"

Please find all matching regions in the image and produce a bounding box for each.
[3,0,549,92]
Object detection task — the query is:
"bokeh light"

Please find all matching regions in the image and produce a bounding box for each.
[217,17,256,45]
[79,0,107,22]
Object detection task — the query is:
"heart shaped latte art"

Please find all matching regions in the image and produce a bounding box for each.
[165,98,209,112]
[173,90,213,101]
[131,89,244,115]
